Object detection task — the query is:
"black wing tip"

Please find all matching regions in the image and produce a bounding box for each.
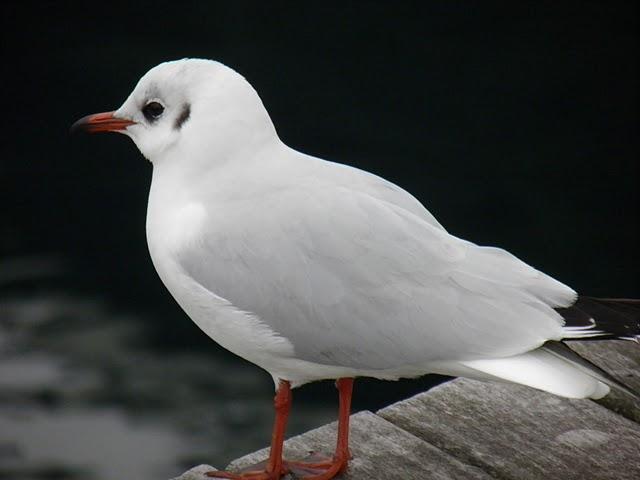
[558,296,640,342]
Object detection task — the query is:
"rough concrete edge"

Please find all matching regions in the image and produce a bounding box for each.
[227,409,494,480]
[376,376,640,480]
[568,340,640,424]
[171,464,216,480]
[171,341,640,479]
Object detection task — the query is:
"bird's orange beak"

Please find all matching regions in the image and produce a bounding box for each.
[71,111,136,134]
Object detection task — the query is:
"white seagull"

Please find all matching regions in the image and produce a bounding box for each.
[72,59,639,480]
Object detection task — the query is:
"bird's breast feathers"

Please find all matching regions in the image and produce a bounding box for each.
[146,199,299,370]
[147,201,208,255]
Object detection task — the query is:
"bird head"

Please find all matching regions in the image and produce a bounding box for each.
[72,59,277,165]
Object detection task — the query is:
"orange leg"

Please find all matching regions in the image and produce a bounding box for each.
[207,378,355,480]
[267,379,292,477]
[285,378,354,479]
[207,380,292,480]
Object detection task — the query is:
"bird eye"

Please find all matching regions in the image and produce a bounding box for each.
[142,101,165,121]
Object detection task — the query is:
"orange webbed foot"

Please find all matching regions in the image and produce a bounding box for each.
[284,451,349,479]
[206,459,287,479]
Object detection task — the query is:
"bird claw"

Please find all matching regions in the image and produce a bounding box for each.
[284,454,348,479]
[206,465,285,479]
[206,453,349,480]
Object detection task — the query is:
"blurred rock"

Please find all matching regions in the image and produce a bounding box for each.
[172,464,217,479]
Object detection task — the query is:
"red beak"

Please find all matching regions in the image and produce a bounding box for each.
[71,111,136,134]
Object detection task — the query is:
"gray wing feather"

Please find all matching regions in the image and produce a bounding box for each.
[178,162,575,370]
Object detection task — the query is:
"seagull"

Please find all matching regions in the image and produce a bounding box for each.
[72,59,640,480]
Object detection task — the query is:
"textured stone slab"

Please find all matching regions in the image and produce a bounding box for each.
[569,340,640,423]
[171,464,217,479]
[225,410,491,479]
[173,342,640,479]
[379,378,640,480]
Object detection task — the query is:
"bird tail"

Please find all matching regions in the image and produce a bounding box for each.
[540,341,639,399]
[557,296,640,342]
[458,344,616,400]
[445,296,640,400]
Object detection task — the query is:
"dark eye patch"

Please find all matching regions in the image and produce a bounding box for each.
[142,101,164,121]
[174,103,191,130]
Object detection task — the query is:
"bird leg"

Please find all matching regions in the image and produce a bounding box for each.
[284,377,354,479]
[207,379,292,480]
[207,377,354,480]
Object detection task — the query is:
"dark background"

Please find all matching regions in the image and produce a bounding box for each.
[3,0,639,394]
[1,0,638,471]
[4,1,637,296]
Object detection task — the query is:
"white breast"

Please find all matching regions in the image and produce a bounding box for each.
[145,183,296,377]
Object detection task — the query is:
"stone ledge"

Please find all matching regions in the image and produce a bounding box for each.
[379,378,640,480]
[227,411,491,480]
[172,340,640,479]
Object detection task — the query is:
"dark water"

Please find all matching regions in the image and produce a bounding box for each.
[0,259,337,480]
[0,257,445,480]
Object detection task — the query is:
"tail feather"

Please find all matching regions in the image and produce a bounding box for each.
[453,297,639,401]
[458,340,639,400]
[558,296,640,342]
[460,346,612,399]
[542,341,640,400]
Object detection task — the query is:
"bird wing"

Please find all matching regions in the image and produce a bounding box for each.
[307,156,447,232]
[177,168,575,371]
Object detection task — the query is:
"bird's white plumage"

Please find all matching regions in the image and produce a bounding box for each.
[115,59,606,397]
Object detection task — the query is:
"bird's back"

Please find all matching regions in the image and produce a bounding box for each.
[146,144,575,380]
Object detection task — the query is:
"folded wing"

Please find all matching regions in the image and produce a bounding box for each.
[178,173,576,372]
